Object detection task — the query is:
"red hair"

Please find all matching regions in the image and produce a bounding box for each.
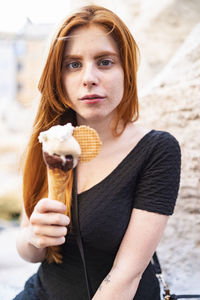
[23,5,139,263]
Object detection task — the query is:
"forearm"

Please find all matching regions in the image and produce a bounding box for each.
[16,226,47,263]
[92,267,141,300]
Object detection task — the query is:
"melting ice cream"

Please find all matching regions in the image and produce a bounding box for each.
[38,123,81,169]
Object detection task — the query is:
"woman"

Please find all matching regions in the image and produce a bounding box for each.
[15,5,181,300]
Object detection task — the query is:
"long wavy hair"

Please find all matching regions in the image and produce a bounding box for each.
[23,5,139,263]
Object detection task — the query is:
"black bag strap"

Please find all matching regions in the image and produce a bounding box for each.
[72,168,92,300]
[153,252,162,274]
[152,252,200,300]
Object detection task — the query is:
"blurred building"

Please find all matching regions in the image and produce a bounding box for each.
[0,32,16,104]
[0,19,53,107]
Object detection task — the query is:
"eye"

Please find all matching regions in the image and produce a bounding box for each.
[67,61,81,69]
[99,59,113,67]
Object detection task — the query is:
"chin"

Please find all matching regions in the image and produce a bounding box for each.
[78,111,105,121]
[76,108,115,125]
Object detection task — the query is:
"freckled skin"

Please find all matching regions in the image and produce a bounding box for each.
[61,24,124,124]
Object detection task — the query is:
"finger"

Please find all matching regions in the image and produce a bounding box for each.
[30,212,70,227]
[35,198,67,214]
[32,225,68,238]
[31,236,66,249]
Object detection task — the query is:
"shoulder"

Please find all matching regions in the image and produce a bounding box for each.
[149,130,181,155]
[128,123,180,151]
[124,124,181,160]
[127,125,181,169]
[141,130,181,173]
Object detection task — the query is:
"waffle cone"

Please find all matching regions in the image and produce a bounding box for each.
[46,168,69,264]
[73,125,101,162]
[47,168,68,204]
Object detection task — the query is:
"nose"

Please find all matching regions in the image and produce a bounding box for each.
[82,63,99,88]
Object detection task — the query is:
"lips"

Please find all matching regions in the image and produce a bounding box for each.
[79,94,105,101]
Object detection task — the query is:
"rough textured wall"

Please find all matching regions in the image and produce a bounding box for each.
[138,24,200,293]
[134,0,200,87]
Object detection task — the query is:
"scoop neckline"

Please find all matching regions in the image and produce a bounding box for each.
[77,129,155,197]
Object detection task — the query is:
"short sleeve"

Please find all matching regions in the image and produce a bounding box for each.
[133,132,181,215]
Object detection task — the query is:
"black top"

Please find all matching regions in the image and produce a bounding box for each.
[14,130,181,300]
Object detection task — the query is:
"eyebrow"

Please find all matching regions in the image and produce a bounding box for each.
[63,51,119,61]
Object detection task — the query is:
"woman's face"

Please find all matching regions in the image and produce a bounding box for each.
[61,24,124,124]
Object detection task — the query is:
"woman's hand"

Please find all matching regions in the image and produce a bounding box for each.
[28,198,70,249]
[16,198,70,263]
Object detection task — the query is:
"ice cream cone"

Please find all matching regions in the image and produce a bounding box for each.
[47,168,68,204]
[45,168,70,264]
[38,123,102,263]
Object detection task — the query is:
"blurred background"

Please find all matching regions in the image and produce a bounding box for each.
[0,0,200,299]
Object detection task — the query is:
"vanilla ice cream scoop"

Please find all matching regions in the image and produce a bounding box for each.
[38,123,81,169]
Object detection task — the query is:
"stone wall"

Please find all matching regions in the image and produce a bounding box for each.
[138,23,200,293]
